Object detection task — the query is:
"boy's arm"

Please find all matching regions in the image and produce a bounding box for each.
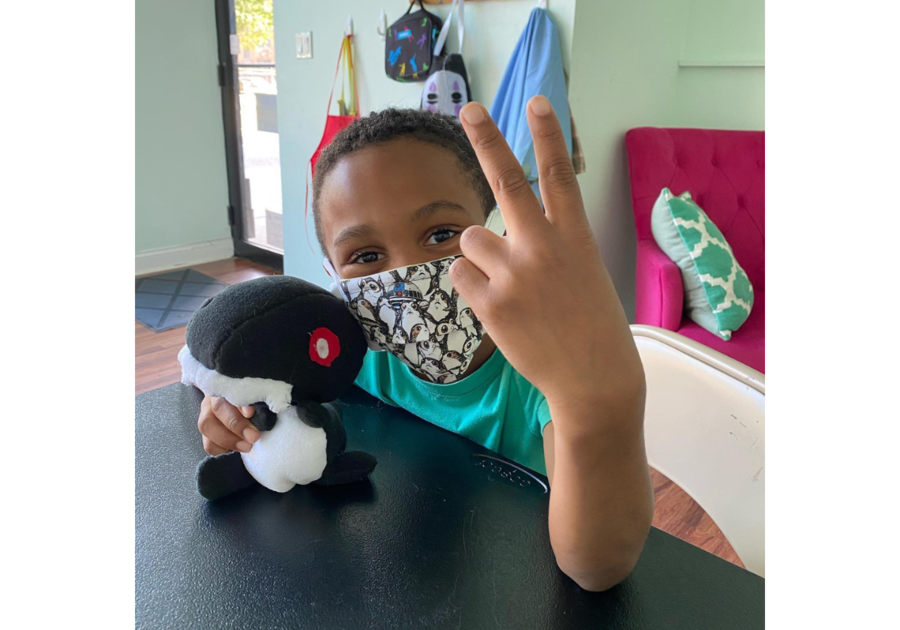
[542,398,654,591]
[452,99,654,591]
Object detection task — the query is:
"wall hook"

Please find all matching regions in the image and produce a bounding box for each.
[377,9,387,41]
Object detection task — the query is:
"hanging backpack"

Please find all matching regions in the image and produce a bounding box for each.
[421,0,472,119]
[384,0,443,82]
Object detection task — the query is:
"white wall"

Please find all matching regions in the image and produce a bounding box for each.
[135,0,231,257]
[274,0,576,286]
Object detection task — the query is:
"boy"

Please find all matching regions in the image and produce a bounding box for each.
[196,99,653,591]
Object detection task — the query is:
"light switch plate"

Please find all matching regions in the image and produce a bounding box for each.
[296,32,312,59]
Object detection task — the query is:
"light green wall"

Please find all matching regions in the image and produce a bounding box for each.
[568,0,764,320]
[136,0,231,254]
[274,0,576,285]
[273,0,763,314]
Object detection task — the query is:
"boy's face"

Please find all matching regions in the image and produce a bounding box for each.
[318,137,487,280]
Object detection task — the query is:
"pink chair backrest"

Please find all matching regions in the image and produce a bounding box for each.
[625,128,765,291]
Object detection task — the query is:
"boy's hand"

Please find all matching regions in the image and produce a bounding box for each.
[453,97,644,423]
[198,395,259,455]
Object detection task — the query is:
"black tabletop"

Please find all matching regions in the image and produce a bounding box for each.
[136,383,764,629]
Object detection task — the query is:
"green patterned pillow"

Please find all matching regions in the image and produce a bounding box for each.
[651,188,754,340]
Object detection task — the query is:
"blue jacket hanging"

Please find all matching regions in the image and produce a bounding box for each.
[490,7,572,192]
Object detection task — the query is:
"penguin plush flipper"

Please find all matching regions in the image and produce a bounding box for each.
[314,451,377,486]
[249,402,277,432]
[196,452,258,500]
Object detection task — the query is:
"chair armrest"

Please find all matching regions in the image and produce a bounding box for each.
[635,239,684,330]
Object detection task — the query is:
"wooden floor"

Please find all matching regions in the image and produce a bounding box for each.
[135,258,276,395]
[135,257,743,568]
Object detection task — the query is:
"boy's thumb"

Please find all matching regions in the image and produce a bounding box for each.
[450,257,489,310]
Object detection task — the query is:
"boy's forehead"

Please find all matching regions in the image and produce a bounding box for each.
[319,138,481,230]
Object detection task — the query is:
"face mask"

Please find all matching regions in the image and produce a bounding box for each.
[325,254,483,384]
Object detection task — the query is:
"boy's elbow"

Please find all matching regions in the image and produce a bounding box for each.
[557,557,638,593]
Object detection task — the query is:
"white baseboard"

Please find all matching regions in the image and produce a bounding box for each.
[135,238,235,276]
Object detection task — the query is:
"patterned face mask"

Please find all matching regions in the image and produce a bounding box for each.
[324,255,483,384]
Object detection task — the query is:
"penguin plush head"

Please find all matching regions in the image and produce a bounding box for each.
[179,276,367,412]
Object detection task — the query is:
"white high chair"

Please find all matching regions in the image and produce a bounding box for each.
[632,325,765,577]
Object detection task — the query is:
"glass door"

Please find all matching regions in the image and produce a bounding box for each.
[215,0,284,269]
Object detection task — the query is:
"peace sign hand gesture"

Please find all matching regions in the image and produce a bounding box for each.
[452,97,644,421]
[453,97,653,592]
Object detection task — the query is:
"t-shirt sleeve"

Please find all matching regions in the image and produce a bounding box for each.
[536,398,552,436]
[515,373,553,438]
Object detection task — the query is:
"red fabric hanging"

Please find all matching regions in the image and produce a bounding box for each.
[310,35,360,177]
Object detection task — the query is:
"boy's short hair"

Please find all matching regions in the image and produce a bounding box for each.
[312,108,496,256]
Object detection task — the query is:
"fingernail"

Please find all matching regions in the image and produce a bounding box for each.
[460,103,485,125]
[530,96,551,116]
[236,441,251,453]
[243,428,259,443]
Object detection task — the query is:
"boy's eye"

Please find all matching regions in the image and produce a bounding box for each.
[351,251,383,264]
[427,228,459,245]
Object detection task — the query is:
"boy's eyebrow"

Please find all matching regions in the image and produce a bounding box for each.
[333,224,375,248]
[411,200,468,221]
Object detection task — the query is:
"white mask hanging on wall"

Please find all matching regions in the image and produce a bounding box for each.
[420,0,471,120]
[422,62,470,119]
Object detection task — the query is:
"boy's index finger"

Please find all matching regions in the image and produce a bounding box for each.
[459,102,545,234]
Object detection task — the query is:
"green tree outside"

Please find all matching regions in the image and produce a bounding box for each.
[235,0,274,52]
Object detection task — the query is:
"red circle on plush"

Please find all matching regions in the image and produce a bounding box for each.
[309,327,341,367]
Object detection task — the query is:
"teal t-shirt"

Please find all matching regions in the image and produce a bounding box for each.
[353,348,552,475]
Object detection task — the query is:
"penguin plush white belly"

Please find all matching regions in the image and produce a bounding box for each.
[241,406,328,492]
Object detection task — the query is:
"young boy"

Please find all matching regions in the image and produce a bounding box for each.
[195,98,653,591]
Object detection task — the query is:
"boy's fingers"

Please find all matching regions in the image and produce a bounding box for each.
[526,96,586,232]
[459,102,545,235]
[459,225,507,276]
[200,413,253,453]
[450,257,490,313]
[240,405,256,419]
[210,397,259,444]
[202,436,230,457]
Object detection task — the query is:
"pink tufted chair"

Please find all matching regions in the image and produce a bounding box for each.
[625,128,765,373]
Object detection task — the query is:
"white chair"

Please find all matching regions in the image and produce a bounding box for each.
[632,325,765,577]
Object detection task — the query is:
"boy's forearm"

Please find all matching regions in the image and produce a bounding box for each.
[545,390,654,592]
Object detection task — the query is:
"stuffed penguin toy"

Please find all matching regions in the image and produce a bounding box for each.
[178,276,377,501]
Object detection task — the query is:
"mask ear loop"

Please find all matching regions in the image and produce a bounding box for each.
[322,257,348,301]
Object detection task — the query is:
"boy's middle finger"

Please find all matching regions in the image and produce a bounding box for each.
[459,102,545,236]
[526,96,586,232]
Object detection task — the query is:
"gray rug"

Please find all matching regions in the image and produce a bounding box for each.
[135,269,227,332]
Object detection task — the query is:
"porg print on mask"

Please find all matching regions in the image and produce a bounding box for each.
[327,254,485,384]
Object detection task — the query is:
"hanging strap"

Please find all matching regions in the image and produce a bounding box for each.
[405,0,425,16]
[325,35,359,117]
[434,0,465,58]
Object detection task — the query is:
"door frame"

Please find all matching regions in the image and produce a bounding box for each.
[214,0,284,273]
